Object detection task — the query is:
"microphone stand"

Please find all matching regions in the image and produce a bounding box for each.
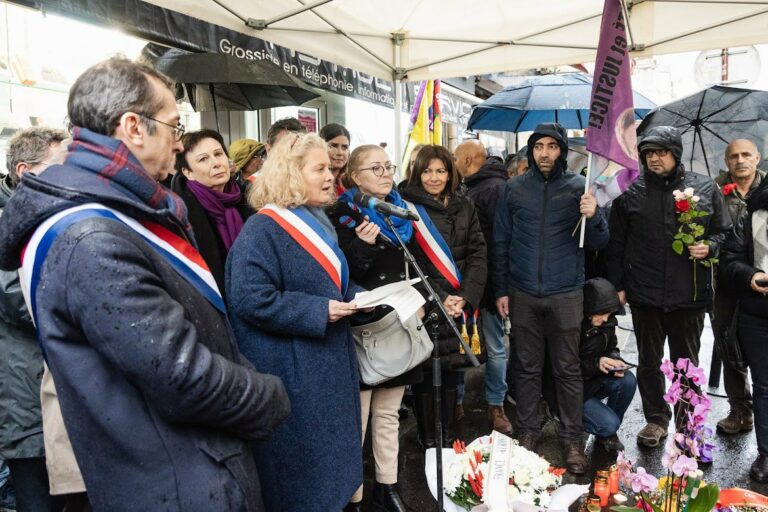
[383,216,479,512]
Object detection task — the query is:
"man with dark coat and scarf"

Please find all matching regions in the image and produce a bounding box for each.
[0,57,290,512]
[492,122,608,474]
[606,126,731,449]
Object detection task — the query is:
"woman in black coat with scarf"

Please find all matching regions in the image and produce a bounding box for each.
[328,144,424,512]
[172,129,251,293]
[399,144,487,450]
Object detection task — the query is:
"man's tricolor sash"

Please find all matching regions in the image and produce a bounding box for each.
[404,200,461,290]
[259,204,349,294]
[20,203,225,327]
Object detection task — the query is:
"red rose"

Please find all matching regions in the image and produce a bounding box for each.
[722,183,737,196]
[675,200,690,213]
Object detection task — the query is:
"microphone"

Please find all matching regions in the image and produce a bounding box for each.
[352,191,420,221]
[338,202,394,245]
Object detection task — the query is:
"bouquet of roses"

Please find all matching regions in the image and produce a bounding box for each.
[671,187,718,301]
[445,436,565,510]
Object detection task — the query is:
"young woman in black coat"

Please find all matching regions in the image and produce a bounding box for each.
[328,144,424,512]
[399,144,487,449]
[171,129,251,293]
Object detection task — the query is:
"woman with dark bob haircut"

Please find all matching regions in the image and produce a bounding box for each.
[399,144,487,449]
[172,129,251,293]
[319,123,351,195]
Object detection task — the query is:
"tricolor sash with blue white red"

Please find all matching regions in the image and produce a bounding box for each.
[20,203,225,328]
[259,204,349,294]
[404,200,462,290]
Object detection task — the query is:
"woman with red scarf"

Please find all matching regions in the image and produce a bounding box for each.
[172,129,251,293]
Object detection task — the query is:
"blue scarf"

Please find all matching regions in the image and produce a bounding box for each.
[66,127,195,241]
[338,187,413,244]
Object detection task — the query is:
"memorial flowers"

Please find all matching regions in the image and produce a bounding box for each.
[612,358,719,512]
[445,436,564,510]
[671,188,718,301]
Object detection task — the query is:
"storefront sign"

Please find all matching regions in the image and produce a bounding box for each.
[14,0,404,109]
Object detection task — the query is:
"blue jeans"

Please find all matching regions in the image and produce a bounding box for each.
[583,372,637,438]
[482,309,508,405]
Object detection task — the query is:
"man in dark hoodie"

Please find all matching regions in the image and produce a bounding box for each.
[454,139,512,435]
[492,122,608,474]
[606,126,731,449]
[0,57,290,511]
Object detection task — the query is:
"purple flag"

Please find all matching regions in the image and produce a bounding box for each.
[586,0,640,205]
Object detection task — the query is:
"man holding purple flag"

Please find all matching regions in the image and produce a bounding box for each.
[493,123,608,474]
[586,0,642,206]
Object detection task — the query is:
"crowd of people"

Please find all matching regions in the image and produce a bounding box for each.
[0,55,767,512]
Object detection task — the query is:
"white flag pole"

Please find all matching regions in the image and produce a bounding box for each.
[578,152,594,248]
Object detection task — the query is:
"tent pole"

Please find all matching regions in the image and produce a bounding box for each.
[393,34,405,182]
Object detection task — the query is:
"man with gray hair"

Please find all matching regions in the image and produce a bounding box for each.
[0,127,68,511]
[0,57,290,511]
[713,139,765,435]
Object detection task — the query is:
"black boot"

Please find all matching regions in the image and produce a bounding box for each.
[371,482,407,512]
[440,386,458,448]
[413,391,436,450]
[342,501,362,512]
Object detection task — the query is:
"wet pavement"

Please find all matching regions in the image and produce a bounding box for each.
[359,308,767,511]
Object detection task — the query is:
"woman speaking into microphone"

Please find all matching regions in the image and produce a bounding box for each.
[328,144,424,512]
[399,144,487,450]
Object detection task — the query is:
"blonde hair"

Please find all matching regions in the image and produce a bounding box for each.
[345,144,386,187]
[248,132,328,210]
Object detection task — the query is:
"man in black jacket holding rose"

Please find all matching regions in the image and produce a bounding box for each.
[606,126,731,448]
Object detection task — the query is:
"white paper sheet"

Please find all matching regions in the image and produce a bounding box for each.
[353,278,425,320]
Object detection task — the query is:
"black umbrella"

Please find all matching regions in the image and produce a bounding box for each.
[637,85,768,177]
[141,45,320,131]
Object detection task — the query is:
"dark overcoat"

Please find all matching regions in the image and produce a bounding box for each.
[0,147,290,511]
[226,211,364,512]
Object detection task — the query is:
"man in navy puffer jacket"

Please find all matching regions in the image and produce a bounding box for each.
[492,123,608,474]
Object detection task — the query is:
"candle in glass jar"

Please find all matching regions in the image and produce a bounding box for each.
[609,464,620,494]
[594,476,610,507]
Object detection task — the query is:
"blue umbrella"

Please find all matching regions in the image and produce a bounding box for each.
[467,73,655,133]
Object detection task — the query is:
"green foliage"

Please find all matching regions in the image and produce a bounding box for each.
[672,240,684,255]
[686,484,719,512]
[446,480,482,510]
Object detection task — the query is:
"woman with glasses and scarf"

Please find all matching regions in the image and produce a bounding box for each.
[399,144,487,450]
[328,145,423,512]
[172,129,251,293]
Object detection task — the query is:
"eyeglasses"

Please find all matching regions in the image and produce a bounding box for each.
[358,164,397,177]
[140,114,185,141]
[644,148,671,158]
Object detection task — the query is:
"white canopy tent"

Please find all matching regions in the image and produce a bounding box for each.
[140,0,768,158]
[140,0,768,81]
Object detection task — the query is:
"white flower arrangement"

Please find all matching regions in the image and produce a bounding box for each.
[442,435,565,510]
